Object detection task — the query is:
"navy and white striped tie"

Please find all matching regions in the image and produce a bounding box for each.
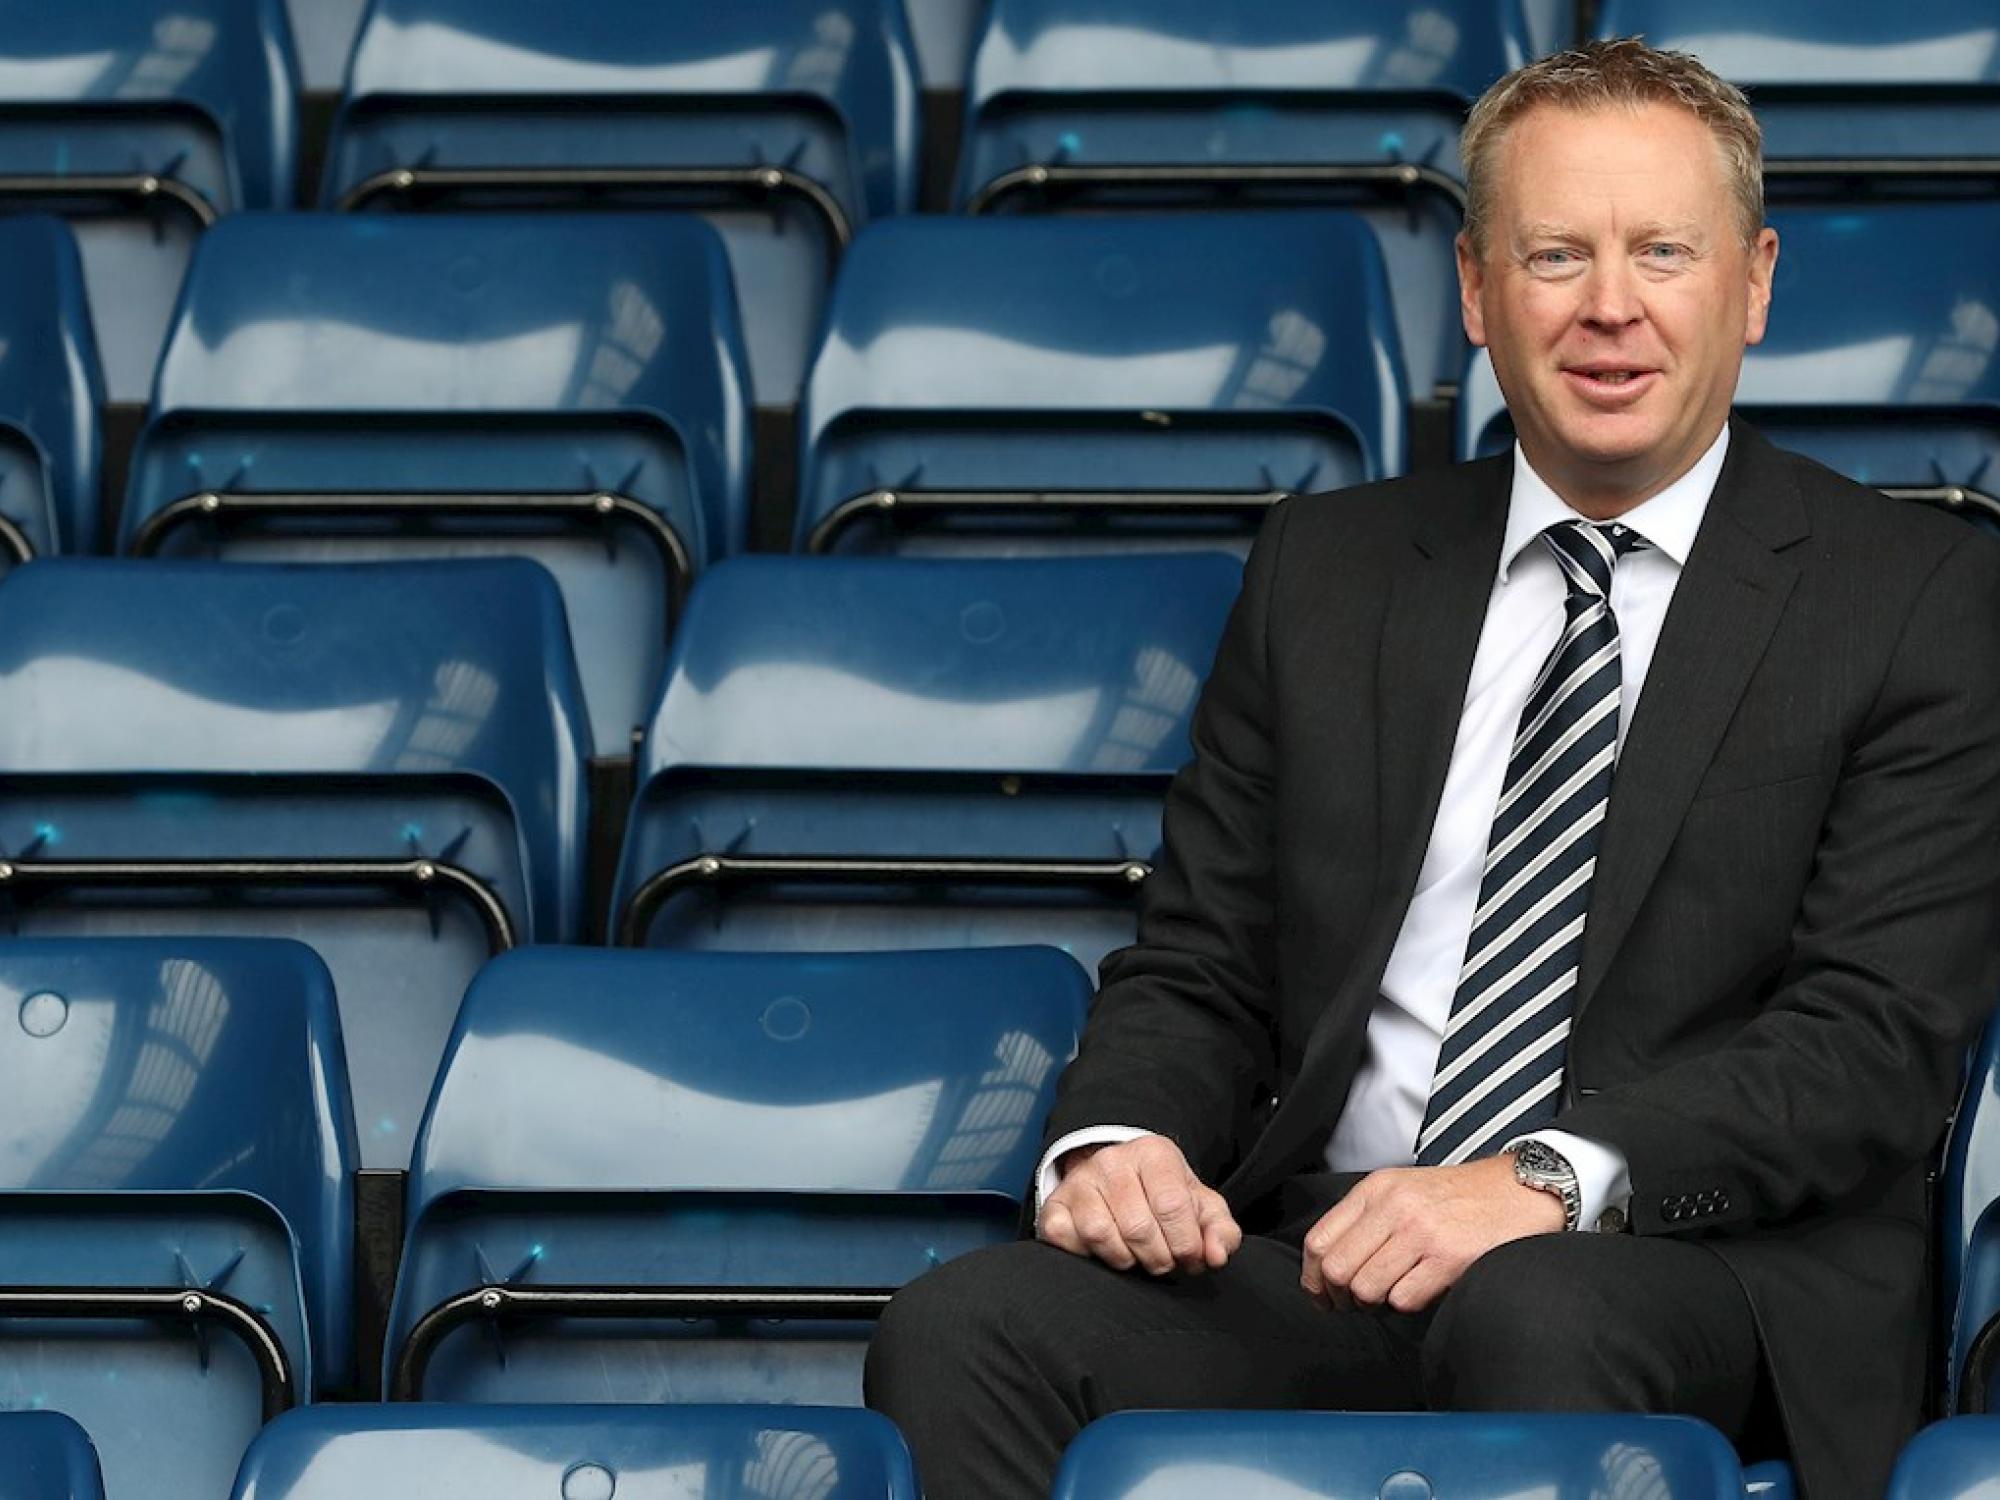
[1415,519,1648,1167]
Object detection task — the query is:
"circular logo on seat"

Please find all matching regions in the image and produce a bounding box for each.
[19,991,66,1038]
[560,1461,615,1500]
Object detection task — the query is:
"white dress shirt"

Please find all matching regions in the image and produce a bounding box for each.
[1039,427,1731,1230]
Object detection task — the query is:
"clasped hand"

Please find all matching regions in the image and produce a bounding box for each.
[1038,1139,1563,1312]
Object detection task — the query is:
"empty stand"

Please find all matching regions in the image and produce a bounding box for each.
[0,558,589,1168]
[385,945,1088,1404]
[119,210,752,751]
[230,1404,920,1500]
[610,554,1237,977]
[0,937,355,1500]
[1050,1410,1754,1500]
[0,0,298,400]
[0,1412,106,1500]
[1594,3,2000,200]
[797,212,1405,557]
[955,0,1530,397]
[0,216,103,565]
[322,0,921,407]
[1458,201,2000,533]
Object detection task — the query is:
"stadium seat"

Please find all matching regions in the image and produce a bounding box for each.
[0,937,355,1500]
[0,216,102,566]
[0,559,589,1169]
[609,554,1237,976]
[954,0,1530,397]
[796,212,1405,557]
[119,211,752,751]
[1943,1016,2000,1411]
[1883,1418,2000,1499]
[383,945,1088,1404]
[286,0,367,94]
[1457,201,2000,534]
[0,1412,106,1500]
[1593,2,2000,199]
[1049,1410,1754,1500]
[323,0,921,406]
[230,1404,920,1499]
[0,0,299,400]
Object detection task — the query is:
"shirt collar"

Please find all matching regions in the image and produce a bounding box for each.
[1497,424,1730,582]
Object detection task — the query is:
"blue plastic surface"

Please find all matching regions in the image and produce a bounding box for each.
[124,210,752,749]
[611,554,1237,973]
[325,0,921,405]
[0,0,299,399]
[1944,1020,2000,1409]
[0,1412,106,1500]
[0,559,589,1168]
[955,0,1530,395]
[797,212,1405,555]
[389,945,1088,1403]
[1050,1410,1751,1500]
[1458,201,2000,536]
[0,938,356,1500]
[0,216,102,559]
[232,1404,920,1499]
[1883,1418,2000,1500]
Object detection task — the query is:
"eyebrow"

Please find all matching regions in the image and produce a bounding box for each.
[1516,220,1707,244]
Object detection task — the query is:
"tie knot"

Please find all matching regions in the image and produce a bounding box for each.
[1540,520,1648,603]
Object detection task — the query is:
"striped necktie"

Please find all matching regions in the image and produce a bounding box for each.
[1415,519,1649,1167]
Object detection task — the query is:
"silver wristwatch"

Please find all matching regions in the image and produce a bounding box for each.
[1509,1139,1582,1231]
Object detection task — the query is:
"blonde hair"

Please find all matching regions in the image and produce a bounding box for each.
[1461,36,1764,252]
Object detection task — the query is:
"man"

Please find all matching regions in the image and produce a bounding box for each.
[867,39,2000,1500]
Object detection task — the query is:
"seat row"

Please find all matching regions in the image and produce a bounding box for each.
[6,193,2000,743]
[2,1,1995,400]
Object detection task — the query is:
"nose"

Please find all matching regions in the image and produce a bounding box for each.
[1580,256,1643,331]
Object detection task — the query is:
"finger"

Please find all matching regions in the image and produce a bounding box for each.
[1136,1161,1207,1273]
[1195,1188,1242,1269]
[1345,1235,1424,1308]
[1067,1183,1139,1272]
[1038,1200,1084,1256]
[1310,1210,1397,1299]
[1386,1258,1453,1315]
[1103,1171,1176,1276]
[1299,1180,1375,1267]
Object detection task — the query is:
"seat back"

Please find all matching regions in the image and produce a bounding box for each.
[1050,1410,1749,1500]
[1457,201,2000,536]
[797,212,1405,556]
[0,1412,105,1500]
[231,1404,919,1500]
[0,937,355,1500]
[611,553,1238,975]
[0,217,102,561]
[324,0,921,405]
[1943,1018,2000,1410]
[389,945,1088,1403]
[1883,1417,2000,1500]
[955,0,1530,395]
[0,559,589,1168]
[124,210,752,749]
[0,0,299,399]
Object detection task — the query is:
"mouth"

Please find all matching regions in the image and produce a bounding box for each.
[1561,365,1660,404]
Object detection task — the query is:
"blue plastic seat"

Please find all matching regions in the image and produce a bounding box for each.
[323,0,920,407]
[1883,1418,2000,1499]
[0,937,355,1500]
[286,0,367,93]
[1458,200,2000,536]
[1050,1411,1754,1500]
[119,211,751,751]
[0,558,589,1169]
[609,554,1238,977]
[0,1,298,400]
[954,0,1530,397]
[231,1404,919,1499]
[796,213,1405,557]
[384,945,1088,1404]
[0,217,102,566]
[0,1412,106,1500]
[1593,3,2000,199]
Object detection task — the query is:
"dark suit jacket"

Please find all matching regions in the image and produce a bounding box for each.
[1044,419,2000,1500]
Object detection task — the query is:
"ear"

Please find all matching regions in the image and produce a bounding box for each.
[1456,231,1489,348]
[1744,226,1779,346]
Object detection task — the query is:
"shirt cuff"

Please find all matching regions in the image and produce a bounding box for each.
[1512,1128,1633,1232]
[1035,1126,1156,1220]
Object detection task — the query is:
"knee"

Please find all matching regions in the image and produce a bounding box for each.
[1422,1237,1613,1409]
[865,1241,1051,1411]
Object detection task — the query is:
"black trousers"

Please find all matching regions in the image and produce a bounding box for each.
[865,1227,1772,1500]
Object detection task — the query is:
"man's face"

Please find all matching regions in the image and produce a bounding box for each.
[1457,100,1780,514]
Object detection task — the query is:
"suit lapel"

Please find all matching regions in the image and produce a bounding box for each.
[1576,420,1810,1012]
